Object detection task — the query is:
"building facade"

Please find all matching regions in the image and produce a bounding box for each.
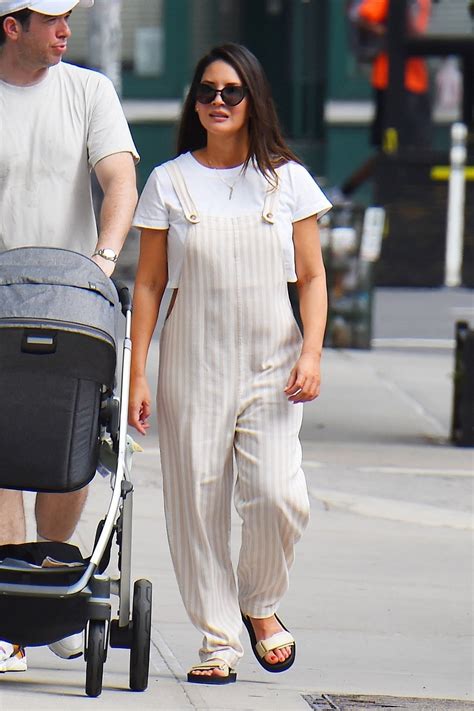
[67,0,468,197]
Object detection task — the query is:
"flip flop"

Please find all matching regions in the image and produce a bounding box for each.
[187,658,237,685]
[241,612,296,673]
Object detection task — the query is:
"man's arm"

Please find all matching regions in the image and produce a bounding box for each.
[92,151,138,276]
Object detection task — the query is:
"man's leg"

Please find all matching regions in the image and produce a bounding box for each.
[340,154,378,197]
[0,490,26,544]
[35,488,88,542]
[35,488,89,661]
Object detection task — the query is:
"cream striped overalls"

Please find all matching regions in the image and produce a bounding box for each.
[157,162,310,668]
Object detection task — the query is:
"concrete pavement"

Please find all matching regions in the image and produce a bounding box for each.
[1,286,473,710]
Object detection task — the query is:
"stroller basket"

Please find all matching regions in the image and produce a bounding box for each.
[0,543,88,646]
[0,541,109,646]
[0,248,119,492]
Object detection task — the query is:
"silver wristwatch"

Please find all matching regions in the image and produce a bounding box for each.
[92,248,118,263]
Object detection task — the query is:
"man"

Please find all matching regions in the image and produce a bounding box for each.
[0,0,139,671]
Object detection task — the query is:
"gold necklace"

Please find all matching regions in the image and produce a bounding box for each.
[207,157,243,200]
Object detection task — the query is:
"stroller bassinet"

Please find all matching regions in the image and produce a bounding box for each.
[0,248,152,697]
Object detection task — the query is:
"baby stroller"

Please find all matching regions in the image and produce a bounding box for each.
[0,247,152,697]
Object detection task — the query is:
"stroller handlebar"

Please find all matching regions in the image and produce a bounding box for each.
[112,280,132,316]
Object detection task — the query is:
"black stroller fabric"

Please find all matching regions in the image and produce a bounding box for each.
[0,248,119,492]
[0,537,112,646]
[0,594,89,647]
[0,541,85,567]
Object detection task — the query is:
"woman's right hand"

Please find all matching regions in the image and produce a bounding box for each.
[128,374,152,435]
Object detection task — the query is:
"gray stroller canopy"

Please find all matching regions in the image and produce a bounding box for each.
[0,247,119,346]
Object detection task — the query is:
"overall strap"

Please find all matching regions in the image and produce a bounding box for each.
[165,162,200,224]
[262,175,280,224]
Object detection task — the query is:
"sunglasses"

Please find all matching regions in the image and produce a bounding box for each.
[196,83,248,107]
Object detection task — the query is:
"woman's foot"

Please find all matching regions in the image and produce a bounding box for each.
[187,658,237,685]
[189,664,228,680]
[241,612,296,673]
[245,615,292,665]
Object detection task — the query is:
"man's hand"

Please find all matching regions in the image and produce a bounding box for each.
[91,253,116,277]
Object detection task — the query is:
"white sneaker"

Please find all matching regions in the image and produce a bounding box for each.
[0,642,27,672]
[48,632,83,660]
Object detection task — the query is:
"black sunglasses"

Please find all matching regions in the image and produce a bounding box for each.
[196,83,248,107]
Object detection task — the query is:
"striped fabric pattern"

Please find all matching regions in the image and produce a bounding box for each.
[156,163,310,668]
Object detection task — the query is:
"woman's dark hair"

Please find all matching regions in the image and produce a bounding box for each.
[177,43,301,183]
[0,9,33,46]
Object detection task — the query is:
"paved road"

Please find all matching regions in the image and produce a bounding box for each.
[373,287,473,342]
[1,263,472,708]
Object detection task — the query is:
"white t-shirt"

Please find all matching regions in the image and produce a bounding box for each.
[0,61,139,254]
[133,152,332,286]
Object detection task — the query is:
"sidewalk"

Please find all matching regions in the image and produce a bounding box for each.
[1,289,473,710]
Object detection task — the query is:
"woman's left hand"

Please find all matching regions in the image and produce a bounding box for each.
[284,353,321,403]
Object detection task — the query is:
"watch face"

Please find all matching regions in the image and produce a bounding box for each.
[101,249,117,261]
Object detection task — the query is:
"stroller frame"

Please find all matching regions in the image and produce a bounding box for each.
[0,249,151,697]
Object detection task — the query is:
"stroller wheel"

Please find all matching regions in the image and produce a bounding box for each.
[85,620,107,697]
[129,579,152,691]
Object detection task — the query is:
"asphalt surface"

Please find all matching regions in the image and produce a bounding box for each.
[0,239,472,710]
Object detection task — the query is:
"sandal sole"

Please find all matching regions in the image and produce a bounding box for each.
[187,671,237,685]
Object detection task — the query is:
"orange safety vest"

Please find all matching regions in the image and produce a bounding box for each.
[358,0,431,93]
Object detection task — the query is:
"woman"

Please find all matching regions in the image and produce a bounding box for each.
[129,43,331,685]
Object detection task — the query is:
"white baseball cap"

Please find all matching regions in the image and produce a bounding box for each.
[0,1,94,17]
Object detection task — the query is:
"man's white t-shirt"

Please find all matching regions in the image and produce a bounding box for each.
[0,61,139,254]
[133,152,332,286]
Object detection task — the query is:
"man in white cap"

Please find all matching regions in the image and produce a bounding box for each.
[0,0,139,671]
